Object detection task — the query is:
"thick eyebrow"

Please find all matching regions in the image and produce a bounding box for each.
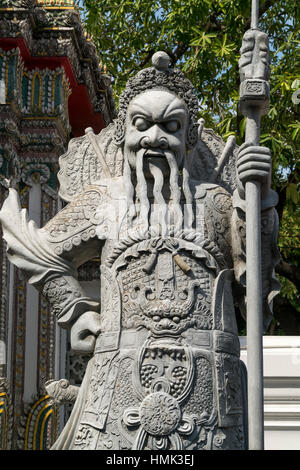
[128,102,151,119]
[129,102,187,122]
[162,101,187,120]
[161,109,187,121]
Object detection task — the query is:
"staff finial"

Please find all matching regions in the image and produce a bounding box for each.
[251,0,259,28]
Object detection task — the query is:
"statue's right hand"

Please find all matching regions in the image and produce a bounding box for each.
[70,311,101,354]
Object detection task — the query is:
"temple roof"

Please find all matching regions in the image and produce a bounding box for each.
[0,0,116,133]
[37,0,75,8]
[0,0,75,8]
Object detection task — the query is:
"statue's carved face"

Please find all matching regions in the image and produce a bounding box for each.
[124,89,188,176]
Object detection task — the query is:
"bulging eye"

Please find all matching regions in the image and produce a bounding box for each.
[164,120,180,132]
[133,117,151,131]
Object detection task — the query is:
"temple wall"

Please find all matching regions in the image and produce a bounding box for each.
[240,336,300,450]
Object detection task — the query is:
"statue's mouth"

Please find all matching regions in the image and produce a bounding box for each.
[144,149,166,159]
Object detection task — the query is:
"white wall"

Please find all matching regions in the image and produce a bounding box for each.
[240,336,300,450]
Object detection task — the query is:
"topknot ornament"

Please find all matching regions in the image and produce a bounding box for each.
[151,51,171,72]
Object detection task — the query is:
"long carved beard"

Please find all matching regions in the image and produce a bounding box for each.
[123,148,193,237]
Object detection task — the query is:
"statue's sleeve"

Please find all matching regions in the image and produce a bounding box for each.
[0,186,106,328]
[231,189,281,332]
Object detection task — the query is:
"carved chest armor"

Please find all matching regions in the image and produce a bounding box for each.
[119,246,212,333]
[73,221,246,450]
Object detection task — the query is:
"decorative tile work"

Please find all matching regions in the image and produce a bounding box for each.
[24,394,57,450]
[38,187,58,393]
[0,378,13,449]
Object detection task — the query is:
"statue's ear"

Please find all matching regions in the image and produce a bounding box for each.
[113,118,126,147]
[186,122,199,150]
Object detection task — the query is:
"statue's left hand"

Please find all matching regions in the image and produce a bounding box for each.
[237,141,271,199]
[70,311,101,354]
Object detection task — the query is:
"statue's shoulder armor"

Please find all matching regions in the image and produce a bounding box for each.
[192,181,233,213]
[191,182,233,261]
[57,122,123,203]
[44,185,107,246]
[189,127,239,195]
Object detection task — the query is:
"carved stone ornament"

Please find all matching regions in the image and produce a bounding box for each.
[45,379,79,406]
[0,51,280,450]
[239,28,271,115]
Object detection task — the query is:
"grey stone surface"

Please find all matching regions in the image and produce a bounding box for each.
[238,17,274,449]
[0,52,280,450]
[45,379,79,406]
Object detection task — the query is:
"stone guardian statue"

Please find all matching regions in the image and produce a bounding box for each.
[0,51,280,450]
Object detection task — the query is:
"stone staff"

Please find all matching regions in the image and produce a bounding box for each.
[239,0,271,450]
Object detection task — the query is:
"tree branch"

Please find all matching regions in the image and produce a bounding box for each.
[275,185,287,222]
[170,0,278,67]
[275,258,300,291]
[126,49,155,76]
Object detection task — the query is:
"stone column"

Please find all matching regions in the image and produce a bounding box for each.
[54,196,67,433]
[23,182,41,403]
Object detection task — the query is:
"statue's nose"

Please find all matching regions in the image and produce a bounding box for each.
[140,125,168,149]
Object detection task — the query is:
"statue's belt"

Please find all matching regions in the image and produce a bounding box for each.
[94,328,240,357]
[82,328,241,431]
